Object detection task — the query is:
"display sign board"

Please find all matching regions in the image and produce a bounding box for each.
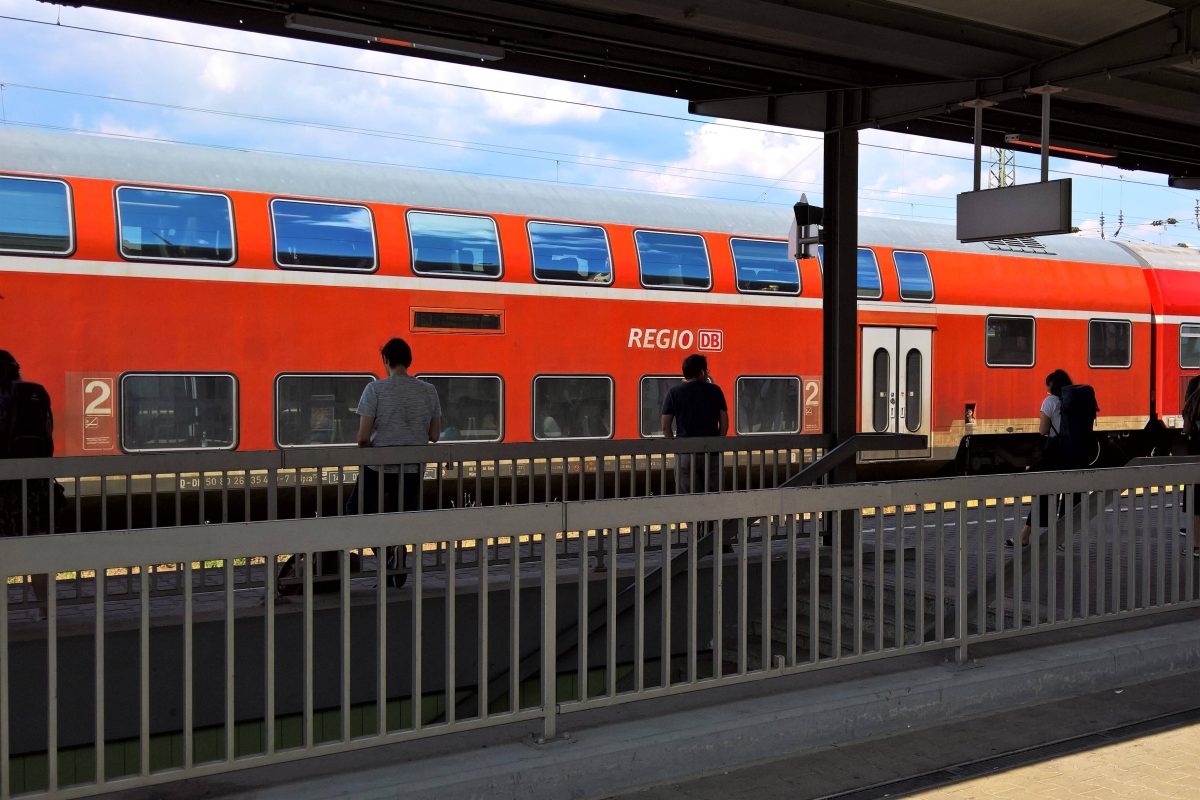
[957,179,1072,243]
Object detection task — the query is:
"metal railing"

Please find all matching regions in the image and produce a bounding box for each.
[2,459,1198,798]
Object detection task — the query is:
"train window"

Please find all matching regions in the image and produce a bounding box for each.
[872,349,890,432]
[0,176,73,255]
[120,373,236,452]
[893,251,934,302]
[634,230,711,290]
[985,315,1035,367]
[416,375,504,442]
[407,210,502,279]
[1182,324,1200,369]
[905,349,923,432]
[1088,319,1132,368]
[639,375,679,437]
[116,186,235,264]
[814,246,884,299]
[533,376,613,440]
[730,238,800,294]
[528,221,612,284]
[275,373,374,447]
[736,377,800,434]
[271,199,376,272]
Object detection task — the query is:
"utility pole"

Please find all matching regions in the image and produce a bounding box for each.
[988,147,1015,188]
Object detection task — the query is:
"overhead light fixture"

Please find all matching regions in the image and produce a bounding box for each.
[1004,133,1117,159]
[284,12,505,61]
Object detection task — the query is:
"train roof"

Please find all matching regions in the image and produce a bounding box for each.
[0,126,1149,267]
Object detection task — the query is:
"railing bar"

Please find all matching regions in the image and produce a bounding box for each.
[479,536,490,718]
[376,543,387,736]
[711,518,722,678]
[100,474,107,533]
[608,525,618,696]
[150,470,158,530]
[955,498,968,662]
[0,562,6,800]
[1187,485,1196,603]
[304,550,313,748]
[175,472,182,528]
[738,517,748,674]
[415,543,425,728]
[577,527,589,701]
[996,499,1006,632]
[224,557,235,762]
[897,504,906,647]
[510,533,520,712]
[94,568,105,785]
[1064,491,1075,622]
[184,560,193,768]
[976,500,986,636]
[47,569,58,792]
[916,506,926,652]
[935,503,945,641]
[138,564,150,776]
[786,513,796,665]
[809,510,819,663]
[342,548,351,742]
[874,507,884,653]
[456,460,464,512]
[663,521,673,689]
[222,467,229,524]
[1032,493,1042,629]
[1081,491,1091,617]
[688,519,698,683]
[1156,485,1166,607]
[447,540,457,724]
[541,531,559,741]
[1141,488,1151,609]
[1169,484,1180,605]
[634,524,644,693]
[1127,488,1136,612]
[75,475,82,534]
[832,509,843,659]
[266,550,276,755]
[1097,490,1108,617]
[854,509,864,657]
[761,515,772,672]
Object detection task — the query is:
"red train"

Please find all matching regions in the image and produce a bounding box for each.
[0,128,1194,472]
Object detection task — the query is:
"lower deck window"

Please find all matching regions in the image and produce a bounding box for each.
[418,375,503,442]
[533,376,612,439]
[985,315,1035,367]
[1182,324,1200,369]
[121,374,236,451]
[639,376,679,437]
[1088,319,1131,368]
[736,377,800,434]
[276,374,374,447]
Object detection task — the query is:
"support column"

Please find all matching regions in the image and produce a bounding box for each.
[821,90,859,485]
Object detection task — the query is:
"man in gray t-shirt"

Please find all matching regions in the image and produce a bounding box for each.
[350,338,441,587]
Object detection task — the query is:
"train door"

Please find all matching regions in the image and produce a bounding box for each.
[860,327,932,459]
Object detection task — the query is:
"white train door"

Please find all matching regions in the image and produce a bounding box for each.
[860,327,932,459]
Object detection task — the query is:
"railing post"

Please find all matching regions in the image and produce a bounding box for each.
[540,517,559,742]
[955,497,969,664]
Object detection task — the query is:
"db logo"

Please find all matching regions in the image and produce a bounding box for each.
[698,329,724,352]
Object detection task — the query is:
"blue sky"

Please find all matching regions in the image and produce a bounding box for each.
[1,0,1197,247]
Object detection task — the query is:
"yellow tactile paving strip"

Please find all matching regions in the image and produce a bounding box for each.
[908,723,1200,799]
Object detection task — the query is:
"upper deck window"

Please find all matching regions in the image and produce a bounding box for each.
[271,199,376,272]
[730,238,799,294]
[0,176,73,256]
[893,251,934,302]
[815,246,884,299]
[635,230,711,290]
[407,210,501,279]
[528,221,612,284]
[985,315,1035,367]
[1181,324,1200,369]
[116,186,235,264]
[1088,319,1132,368]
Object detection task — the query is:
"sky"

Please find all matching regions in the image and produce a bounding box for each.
[0,0,1197,248]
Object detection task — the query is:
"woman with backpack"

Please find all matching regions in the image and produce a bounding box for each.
[1007,369,1073,548]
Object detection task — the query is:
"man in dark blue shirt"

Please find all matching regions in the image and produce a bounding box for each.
[661,353,728,493]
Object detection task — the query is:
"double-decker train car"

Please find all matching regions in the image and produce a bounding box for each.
[0,127,1195,474]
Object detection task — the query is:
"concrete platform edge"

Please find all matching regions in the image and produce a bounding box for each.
[237,619,1200,800]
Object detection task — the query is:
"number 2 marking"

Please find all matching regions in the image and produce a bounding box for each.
[804,380,820,406]
[84,379,113,416]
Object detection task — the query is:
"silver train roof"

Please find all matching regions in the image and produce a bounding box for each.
[0,126,1164,268]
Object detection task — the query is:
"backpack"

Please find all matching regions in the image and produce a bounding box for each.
[1056,384,1098,466]
[1,381,54,459]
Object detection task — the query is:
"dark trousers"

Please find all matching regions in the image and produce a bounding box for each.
[345,467,421,586]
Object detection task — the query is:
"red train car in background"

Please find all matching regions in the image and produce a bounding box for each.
[0,128,1193,474]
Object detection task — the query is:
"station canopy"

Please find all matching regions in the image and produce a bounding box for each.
[62,0,1200,181]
